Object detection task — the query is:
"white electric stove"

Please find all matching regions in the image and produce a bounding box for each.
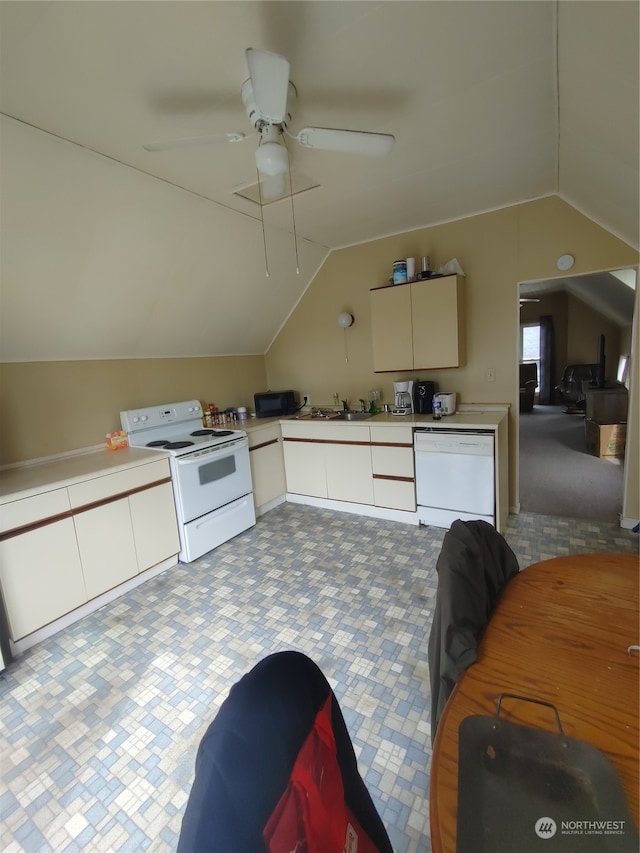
[121,400,255,562]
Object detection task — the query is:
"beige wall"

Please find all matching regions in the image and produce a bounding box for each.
[266,196,639,516]
[566,296,621,368]
[0,356,266,464]
[2,196,637,521]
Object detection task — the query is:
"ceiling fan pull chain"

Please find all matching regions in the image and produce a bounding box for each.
[255,167,270,277]
[285,138,300,275]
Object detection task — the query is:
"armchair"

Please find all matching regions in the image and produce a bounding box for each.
[519,363,538,412]
[555,364,597,412]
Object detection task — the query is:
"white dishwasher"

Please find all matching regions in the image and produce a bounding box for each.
[414,427,495,528]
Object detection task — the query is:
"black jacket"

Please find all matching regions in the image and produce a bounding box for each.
[177,651,392,853]
[428,520,520,743]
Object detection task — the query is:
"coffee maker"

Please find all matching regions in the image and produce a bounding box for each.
[392,381,414,415]
[414,380,437,414]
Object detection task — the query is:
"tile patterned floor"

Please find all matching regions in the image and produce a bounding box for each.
[1,505,637,852]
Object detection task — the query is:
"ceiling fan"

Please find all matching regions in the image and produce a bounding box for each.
[143,48,395,199]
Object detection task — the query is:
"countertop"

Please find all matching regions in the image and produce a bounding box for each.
[243,406,507,433]
[0,446,170,504]
[1,406,507,504]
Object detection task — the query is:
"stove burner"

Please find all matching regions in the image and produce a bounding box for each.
[190,429,215,436]
[212,429,234,436]
[164,441,195,450]
[147,440,170,447]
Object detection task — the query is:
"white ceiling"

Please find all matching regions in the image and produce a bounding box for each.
[0,1,638,363]
[2,0,637,252]
[521,268,637,327]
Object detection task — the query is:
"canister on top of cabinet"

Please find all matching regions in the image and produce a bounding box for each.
[393,260,408,284]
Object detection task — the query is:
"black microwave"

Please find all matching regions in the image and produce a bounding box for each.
[254,390,297,418]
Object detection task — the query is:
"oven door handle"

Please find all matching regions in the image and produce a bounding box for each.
[174,440,246,466]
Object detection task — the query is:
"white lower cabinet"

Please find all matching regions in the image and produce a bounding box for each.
[130,481,180,571]
[248,425,286,510]
[73,498,138,599]
[0,518,87,640]
[282,425,328,498]
[282,422,391,508]
[325,443,374,504]
[0,455,179,644]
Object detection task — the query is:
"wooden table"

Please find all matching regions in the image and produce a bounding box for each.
[429,553,639,852]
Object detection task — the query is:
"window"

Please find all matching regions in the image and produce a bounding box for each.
[521,323,540,390]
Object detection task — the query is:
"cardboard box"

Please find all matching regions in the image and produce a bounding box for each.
[584,419,626,458]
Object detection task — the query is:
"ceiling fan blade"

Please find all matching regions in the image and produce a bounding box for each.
[246,48,290,123]
[143,132,246,152]
[295,127,395,156]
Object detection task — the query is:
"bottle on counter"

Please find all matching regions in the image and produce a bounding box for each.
[432,395,442,420]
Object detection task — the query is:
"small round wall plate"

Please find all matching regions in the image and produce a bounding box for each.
[556,254,575,271]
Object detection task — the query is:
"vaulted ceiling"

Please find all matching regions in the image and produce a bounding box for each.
[2,1,637,250]
[0,1,638,361]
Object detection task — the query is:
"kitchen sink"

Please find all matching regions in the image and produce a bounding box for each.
[337,411,372,421]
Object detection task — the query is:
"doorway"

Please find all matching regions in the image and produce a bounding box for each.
[517,269,635,523]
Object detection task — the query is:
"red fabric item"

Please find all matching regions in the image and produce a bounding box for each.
[263,695,379,853]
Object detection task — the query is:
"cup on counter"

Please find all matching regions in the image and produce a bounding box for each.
[237,407,247,422]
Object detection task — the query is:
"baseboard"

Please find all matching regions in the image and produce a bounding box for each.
[255,494,286,517]
[285,493,419,525]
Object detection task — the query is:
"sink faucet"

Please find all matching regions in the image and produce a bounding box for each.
[359,399,366,412]
[342,399,349,411]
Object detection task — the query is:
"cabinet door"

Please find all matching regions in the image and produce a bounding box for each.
[129,482,180,572]
[370,284,413,372]
[0,519,87,640]
[250,439,286,509]
[74,499,138,599]
[283,440,327,497]
[325,443,374,504]
[411,276,463,368]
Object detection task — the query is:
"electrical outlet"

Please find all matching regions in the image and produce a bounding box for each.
[486,368,496,382]
[302,393,310,407]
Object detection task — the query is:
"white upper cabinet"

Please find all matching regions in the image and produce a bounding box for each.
[370,275,464,372]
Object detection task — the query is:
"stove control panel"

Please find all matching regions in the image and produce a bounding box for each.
[121,400,203,433]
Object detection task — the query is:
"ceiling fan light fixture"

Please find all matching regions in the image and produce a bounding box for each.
[255,140,288,177]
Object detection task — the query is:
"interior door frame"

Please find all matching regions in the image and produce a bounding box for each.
[515,267,638,527]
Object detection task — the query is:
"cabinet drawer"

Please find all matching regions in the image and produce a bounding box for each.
[321,424,370,443]
[281,422,369,443]
[281,422,328,441]
[371,445,414,478]
[370,425,413,445]
[68,459,170,508]
[373,479,416,512]
[0,488,71,534]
